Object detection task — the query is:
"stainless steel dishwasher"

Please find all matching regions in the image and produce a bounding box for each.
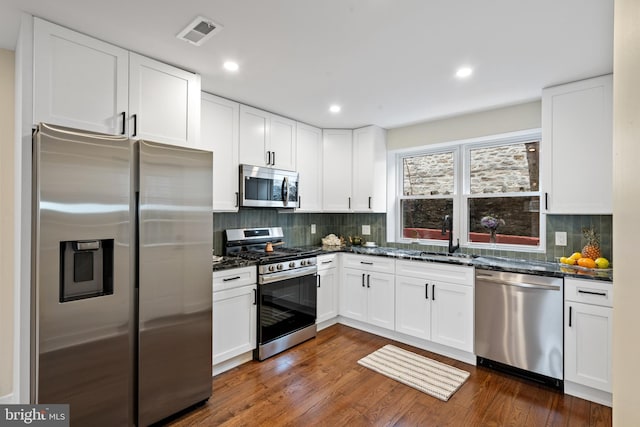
[475,269,563,388]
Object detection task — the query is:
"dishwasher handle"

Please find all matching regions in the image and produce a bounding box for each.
[476,274,561,291]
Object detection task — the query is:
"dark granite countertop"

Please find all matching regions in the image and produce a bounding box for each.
[212,257,257,272]
[314,245,613,283]
[212,245,612,282]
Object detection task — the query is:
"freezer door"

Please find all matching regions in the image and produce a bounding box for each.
[33,123,133,426]
[137,140,213,426]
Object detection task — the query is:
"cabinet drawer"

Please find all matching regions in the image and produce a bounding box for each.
[317,254,338,271]
[343,254,395,274]
[565,278,613,307]
[213,266,257,292]
[396,260,473,285]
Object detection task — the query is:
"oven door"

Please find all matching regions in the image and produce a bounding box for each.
[258,273,317,345]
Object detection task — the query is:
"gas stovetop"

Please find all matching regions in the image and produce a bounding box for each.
[224,227,320,266]
[230,247,321,264]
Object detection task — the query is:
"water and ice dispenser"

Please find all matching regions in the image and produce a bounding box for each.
[59,239,114,302]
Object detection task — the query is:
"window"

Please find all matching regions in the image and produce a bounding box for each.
[401,151,455,241]
[465,141,540,246]
[396,132,541,249]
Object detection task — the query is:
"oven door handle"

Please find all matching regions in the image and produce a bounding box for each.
[259,265,317,284]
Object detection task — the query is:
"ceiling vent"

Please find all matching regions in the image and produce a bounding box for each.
[176,16,223,46]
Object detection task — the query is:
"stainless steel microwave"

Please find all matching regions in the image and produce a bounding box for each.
[239,164,299,208]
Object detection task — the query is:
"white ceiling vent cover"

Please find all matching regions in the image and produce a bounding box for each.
[177,16,223,46]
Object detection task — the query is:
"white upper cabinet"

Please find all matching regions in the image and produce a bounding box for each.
[33,18,200,148]
[269,114,297,170]
[201,93,240,211]
[322,129,353,212]
[541,74,613,214]
[129,53,201,148]
[239,105,270,167]
[33,18,129,135]
[239,105,296,170]
[352,126,387,212]
[296,123,323,211]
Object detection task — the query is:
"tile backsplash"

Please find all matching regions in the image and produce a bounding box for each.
[213,210,613,263]
[212,210,386,255]
[546,214,612,262]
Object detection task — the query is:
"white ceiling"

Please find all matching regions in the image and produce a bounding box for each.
[0,0,613,129]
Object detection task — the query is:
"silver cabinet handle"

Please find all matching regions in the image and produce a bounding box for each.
[361,273,365,287]
[223,276,241,282]
[321,260,333,265]
[360,261,373,265]
[367,274,370,288]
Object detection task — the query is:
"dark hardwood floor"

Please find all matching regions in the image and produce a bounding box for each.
[168,324,612,426]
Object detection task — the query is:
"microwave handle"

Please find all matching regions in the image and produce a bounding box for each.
[282,176,289,207]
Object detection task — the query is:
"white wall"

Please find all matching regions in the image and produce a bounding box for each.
[613,0,640,424]
[0,48,15,400]
[387,100,541,150]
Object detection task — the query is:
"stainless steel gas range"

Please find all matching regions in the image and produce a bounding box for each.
[224,227,320,360]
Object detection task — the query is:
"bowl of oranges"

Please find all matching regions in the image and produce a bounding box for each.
[559,252,610,270]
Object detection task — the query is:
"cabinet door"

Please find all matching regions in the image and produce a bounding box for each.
[270,114,296,170]
[366,272,395,330]
[239,105,269,166]
[212,285,257,365]
[430,281,474,352]
[352,126,387,212]
[340,269,367,322]
[317,268,338,323]
[33,18,128,135]
[129,53,201,147]
[395,276,431,340]
[296,123,323,212]
[322,129,353,212]
[542,75,612,214]
[202,93,240,211]
[565,301,612,392]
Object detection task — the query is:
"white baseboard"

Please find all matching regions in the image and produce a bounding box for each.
[0,392,15,404]
[212,351,254,377]
[564,381,612,407]
[336,316,477,366]
[316,317,339,331]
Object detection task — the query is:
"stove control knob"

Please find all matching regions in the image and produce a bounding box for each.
[277,264,283,270]
[289,262,296,268]
[300,260,306,266]
[268,265,275,272]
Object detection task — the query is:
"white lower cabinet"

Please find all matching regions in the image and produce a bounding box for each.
[564,278,613,405]
[395,261,474,353]
[340,255,395,330]
[212,267,257,373]
[212,285,257,365]
[316,254,338,324]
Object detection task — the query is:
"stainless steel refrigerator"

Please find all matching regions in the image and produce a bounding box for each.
[31,123,213,426]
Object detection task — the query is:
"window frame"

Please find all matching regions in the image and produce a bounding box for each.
[387,129,544,252]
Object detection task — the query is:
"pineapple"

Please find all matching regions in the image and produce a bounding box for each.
[581,227,601,260]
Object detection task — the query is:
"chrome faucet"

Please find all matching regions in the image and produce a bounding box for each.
[442,214,460,253]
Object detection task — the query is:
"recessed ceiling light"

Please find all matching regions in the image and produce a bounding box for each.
[329,105,341,113]
[455,67,473,78]
[223,61,239,72]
